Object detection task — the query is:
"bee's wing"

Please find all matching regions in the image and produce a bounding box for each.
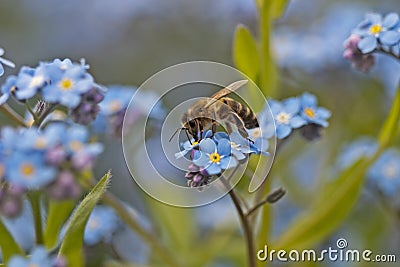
[204,80,248,108]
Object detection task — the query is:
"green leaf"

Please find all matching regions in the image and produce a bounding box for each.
[44,200,76,249]
[0,219,24,263]
[59,171,111,267]
[233,24,260,83]
[271,0,289,19]
[272,158,373,250]
[146,199,195,264]
[378,87,400,148]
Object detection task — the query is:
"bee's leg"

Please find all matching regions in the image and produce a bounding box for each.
[185,129,193,144]
[211,120,217,138]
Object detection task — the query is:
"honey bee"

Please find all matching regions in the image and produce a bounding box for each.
[170,80,259,143]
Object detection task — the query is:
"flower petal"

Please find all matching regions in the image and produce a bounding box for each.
[284,97,300,114]
[193,152,210,167]
[232,149,246,160]
[290,116,307,128]
[206,163,222,175]
[380,31,400,46]
[220,156,238,170]
[276,125,291,139]
[199,138,216,154]
[357,36,377,53]
[217,138,232,156]
[382,12,399,29]
[316,107,331,119]
[301,93,317,107]
[365,13,382,24]
[0,93,9,105]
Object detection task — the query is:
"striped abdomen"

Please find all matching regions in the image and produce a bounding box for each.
[220,97,259,129]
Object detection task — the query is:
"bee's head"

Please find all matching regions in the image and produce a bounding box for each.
[184,119,199,140]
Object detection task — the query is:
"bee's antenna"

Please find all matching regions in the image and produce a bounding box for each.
[169,127,185,142]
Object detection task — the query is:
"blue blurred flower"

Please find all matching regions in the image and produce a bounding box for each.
[193,138,237,175]
[0,75,17,105]
[42,65,94,108]
[14,64,52,100]
[354,12,400,53]
[84,205,120,246]
[4,151,56,189]
[92,85,165,136]
[0,47,15,77]
[270,98,306,139]
[299,93,331,127]
[8,246,55,267]
[336,137,377,170]
[368,149,400,196]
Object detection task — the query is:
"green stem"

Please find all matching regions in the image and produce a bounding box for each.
[25,102,39,122]
[221,168,256,267]
[29,193,44,244]
[84,179,181,267]
[34,104,57,127]
[0,104,25,126]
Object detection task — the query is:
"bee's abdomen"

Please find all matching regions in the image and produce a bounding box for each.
[220,97,259,129]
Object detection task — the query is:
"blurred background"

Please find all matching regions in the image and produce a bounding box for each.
[1,0,400,266]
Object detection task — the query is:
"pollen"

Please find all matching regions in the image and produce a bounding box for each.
[276,112,291,124]
[109,100,122,113]
[369,24,382,35]
[209,152,221,163]
[34,137,47,149]
[59,78,74,91]
[20,163,35,178]
[304,107,316,118]
[69,140,83,152]
[192,141,199,146]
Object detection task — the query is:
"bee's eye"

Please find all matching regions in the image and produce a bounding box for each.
[189,121,196,128]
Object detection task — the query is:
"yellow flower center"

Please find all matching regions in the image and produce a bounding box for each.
[34,137,47,149]
[276,112,291,124]
[109,100,122,112]
[383,164,397,179]
[369,24,382,35]
[59,78,74,91]
[209,152,221,163]
[20,163,35,178]
[69,140,83,152]
[192,141,199,146]
[304,107,316,118]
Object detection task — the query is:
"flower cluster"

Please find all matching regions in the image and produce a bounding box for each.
[176,130,268,187]
[263,93,331,140]
[92,85,165,137]
[0,58,105,125]
[0,124,103,217]
[344,12,400,72]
